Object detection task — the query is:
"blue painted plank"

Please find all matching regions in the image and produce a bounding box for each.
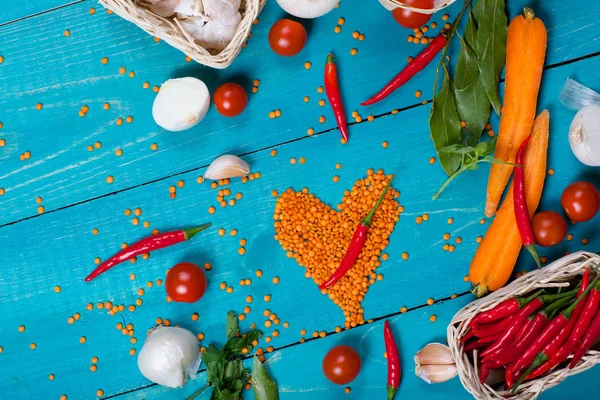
[2,53,600,399]
[0,0,83,26]
[1,0,600,225]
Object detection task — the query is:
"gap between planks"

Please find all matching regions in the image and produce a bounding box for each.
[0,0,85,27]
[1,30,599,230]
[101,290,470,400]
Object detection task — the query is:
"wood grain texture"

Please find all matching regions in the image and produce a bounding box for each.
[2,0,600,399]
[0,0,84,26]
[1,0,600,225]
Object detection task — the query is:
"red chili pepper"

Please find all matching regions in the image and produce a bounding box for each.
[361,34,447,106]
[470,290,542,327]
[513,136,541,269]
[509,275,600,391]
[324,54,349,141]
[570,278,600,368]
[84,223,211,282]
[384,320,401,400]
[526,270,591,380]
[464,333,502,352]
[319,176,395,290]
[481,290,576,360]
[472,316,514,338]
[569,305,600,369]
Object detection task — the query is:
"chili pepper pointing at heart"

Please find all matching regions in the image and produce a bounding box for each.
[319,176,395,290]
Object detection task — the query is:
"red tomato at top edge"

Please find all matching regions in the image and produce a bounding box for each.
[268,19,307,57]
[322,345,361,385]
[214,83,248,117]
[165,262,207,303]
[392,0,434,29]
[532,211,567,247]
[561,181,600,223]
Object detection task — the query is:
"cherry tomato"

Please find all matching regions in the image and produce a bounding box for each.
[214,83,247,117]
[532,211,568,247]
[322,345,361,385]
[392,0,434,29]
[561,181,600,223]
[268,19,307,57]
[165,262,207,303]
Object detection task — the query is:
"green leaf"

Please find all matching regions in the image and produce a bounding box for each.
[252,356,279,400]
[472,0,507,115]
[226,311,239,341]
[455,35,490,143]
[430,64,463,176]
[464,9,477,52]
[223,359,245,386]
[224,330,263,356]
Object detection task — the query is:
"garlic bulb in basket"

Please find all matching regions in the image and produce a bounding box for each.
[137,326,201,388]
[178,0,242,51]
[138,0,180,17]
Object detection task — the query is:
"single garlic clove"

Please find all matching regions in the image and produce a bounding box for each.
[204,155,250,180]
[415,363,457,384]
[414,343,455,366]
[152,77,210,132]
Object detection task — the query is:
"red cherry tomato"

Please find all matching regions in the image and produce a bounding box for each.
[214,83,248,117]
[392,0,434,29]
[322,345,361,385]
[561,181,600,223]
[532,211,568,247]
[165,262,207,303]
[268,19,307,57]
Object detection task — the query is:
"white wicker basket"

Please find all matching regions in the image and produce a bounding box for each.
[100,0,266,69]
[448,251,600,400]
[378,0,456,13]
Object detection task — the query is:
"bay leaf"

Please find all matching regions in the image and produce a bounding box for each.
[252,356,279,400]
[464,9,477,52]
[472,0,507,115]
[455,35,490,144]
[430,64,462,175]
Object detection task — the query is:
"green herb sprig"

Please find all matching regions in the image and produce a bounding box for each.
[430,0,508,199]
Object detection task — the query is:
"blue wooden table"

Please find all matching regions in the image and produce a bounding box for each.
[2,1,600,399]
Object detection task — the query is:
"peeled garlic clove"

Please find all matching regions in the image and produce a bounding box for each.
[204,155,250,180]
[415,363,457,384]
[414,343,454,366]
[152,77,210,132]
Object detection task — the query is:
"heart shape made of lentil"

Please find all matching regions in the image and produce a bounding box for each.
[273,170,401,329]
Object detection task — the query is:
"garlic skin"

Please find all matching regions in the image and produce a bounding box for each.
[137,326,201,388]
[414,343,456,384]
[152,77,210,132]
[416,364,458,384]
[569,104,600,167]
[204,155,250,180]
[175,0,204,16]
[139,0,180,17]
[276,0,339,18]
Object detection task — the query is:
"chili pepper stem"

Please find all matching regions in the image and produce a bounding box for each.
[362,175,395,226]
[183,223,212,241]
[387,386,398,400]
[511,354,547,393]
[524,244,542,269]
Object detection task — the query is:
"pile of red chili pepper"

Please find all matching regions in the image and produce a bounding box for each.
[462,268,600,391]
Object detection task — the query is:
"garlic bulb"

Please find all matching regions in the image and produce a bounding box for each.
[204,154,250,180]
[152,77,210,132]
[276,0,339,18]
[569,104,600,167]
[178,0,242,51]
[414,343,457,384]
[137,326,201,388]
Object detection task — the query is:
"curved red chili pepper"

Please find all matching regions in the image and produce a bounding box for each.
[324,54,349,141]
[361,34,447,106]
[384,320,401,400]
[570,279,600,368]
[470,290,542,328]
[486,312,548,365]
[84,223,211,282]
[319,176,395,290]
[471,315,514,338]
[513,135,541,269]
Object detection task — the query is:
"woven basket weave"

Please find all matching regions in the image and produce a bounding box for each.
[378,0,456,13]
[100,0,266,69]
[448,251,600,400]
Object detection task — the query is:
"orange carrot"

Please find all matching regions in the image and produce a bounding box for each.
[471,111,549,297]
[484,8,547,218]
